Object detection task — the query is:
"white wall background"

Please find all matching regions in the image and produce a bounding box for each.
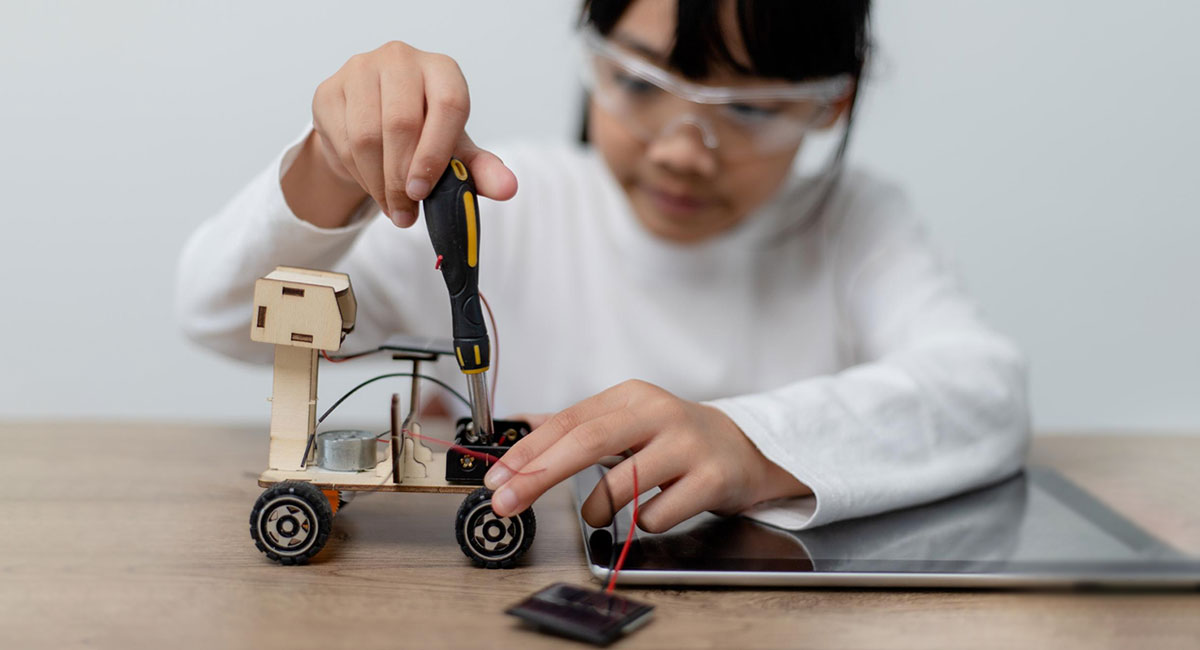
[1,1,1196,432]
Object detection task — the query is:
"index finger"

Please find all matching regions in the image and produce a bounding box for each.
[403,54,470,202]
[380,62,425,225]
[484,382,635,490]
[489,406,643,517]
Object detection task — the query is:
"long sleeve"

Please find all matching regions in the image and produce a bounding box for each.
[708,181,1031,531]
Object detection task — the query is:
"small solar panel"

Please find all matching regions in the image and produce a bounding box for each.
[506,583,654,646]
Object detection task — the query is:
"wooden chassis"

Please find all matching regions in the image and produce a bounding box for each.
[257,450,479,495]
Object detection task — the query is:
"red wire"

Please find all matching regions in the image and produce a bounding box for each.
[606,462,638,593]
[321,350,350,363]
[479,291,498,410]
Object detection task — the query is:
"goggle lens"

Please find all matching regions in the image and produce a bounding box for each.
[582,35,847,159]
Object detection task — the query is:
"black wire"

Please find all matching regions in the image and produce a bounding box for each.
[317,372,471,424]
[324,348,387,362]
[300,372,472,468]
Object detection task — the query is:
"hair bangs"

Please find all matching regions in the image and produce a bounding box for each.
[582,0,870,82]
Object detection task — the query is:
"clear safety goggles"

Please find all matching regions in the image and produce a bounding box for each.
[580,28,853,160]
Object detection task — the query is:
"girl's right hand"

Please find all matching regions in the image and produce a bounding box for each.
[291,41,518,229]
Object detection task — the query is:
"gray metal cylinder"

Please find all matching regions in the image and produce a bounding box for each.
[315,430,378,471]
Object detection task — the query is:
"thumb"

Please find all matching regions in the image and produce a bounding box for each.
[455,132,518,202]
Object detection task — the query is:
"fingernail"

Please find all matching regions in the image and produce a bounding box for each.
[491,487,517,516]
[390,210,411,227]
[406,178,430,200]
[484,463,512,490]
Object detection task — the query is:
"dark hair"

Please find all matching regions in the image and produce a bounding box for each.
[577,0,871,148]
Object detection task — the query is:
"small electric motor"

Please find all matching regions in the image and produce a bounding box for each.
[315,430,378,471]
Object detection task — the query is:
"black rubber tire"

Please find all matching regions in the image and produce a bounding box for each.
[455,487,536,569]
[250,481,333,565]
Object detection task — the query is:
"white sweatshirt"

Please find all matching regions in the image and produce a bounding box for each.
[176,130,1030,530]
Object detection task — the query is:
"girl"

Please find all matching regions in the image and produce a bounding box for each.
[177,0,1029,534]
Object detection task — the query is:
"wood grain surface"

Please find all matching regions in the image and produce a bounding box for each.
[2,421,1198,649]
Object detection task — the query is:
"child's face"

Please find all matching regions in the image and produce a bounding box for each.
[588,0,803,244]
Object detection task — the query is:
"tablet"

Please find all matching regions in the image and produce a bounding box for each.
[570,465,1200,588]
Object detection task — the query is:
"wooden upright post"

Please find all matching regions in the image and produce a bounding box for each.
[268,345,319,471]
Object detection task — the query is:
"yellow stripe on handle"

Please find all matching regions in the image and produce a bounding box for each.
[473,345,481,365]
[464,190,478,268]
[451,159,468,181]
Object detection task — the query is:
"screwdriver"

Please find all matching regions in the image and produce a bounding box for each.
[423,158,494,444]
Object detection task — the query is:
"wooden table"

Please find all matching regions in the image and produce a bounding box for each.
[3,421,1198,649]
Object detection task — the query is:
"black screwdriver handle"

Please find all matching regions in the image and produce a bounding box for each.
[423,158,490,374]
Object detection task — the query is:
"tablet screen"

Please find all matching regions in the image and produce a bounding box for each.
[572,466,1200,584]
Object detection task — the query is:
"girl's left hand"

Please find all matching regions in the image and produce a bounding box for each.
[485,380,812,532]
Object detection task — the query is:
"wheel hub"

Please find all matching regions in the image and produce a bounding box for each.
[262,500,314,552]
[467,504,521,559]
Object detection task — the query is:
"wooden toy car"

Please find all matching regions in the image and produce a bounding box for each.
[246,266,536,567]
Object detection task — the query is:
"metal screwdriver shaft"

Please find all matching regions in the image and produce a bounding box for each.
[465,373,493,442]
